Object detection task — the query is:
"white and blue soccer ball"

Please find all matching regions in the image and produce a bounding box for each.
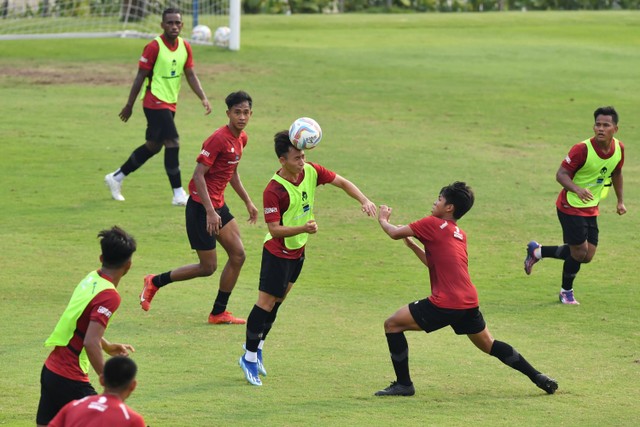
[288,117,322,150]
[191,25,212,43]
[213,26,231,48]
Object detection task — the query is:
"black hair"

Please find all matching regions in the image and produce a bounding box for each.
[594,106,618,125]
[440,181,474,220]
[162,8,181,21]
[98,226,137,269]
[274,130,297,158]
[225,91,252,110]
[103,356,137,393]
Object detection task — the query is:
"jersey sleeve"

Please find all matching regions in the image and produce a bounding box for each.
[263,181,284,224]
[560,142,588,174]
[309,162,337,185]
[195,134,221,168]
[88,289,121,328]
[184,40,195,69]
[409,216,435,243]
[138,40,159,71]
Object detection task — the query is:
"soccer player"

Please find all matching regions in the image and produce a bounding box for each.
[36,227,137,426]
[105,7,211,206]
[48,357,145,427]
[238,130,377,386]
[140,91,257,325]
[374,182,558,397]
[523,106,626,305]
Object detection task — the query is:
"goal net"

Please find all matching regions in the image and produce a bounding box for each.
[0,0,240,49]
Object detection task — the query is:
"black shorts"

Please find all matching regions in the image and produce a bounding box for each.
[144,107,179,143]
[258,247,304,298]
[557,209,599,246]
[36,364,97,425]
[185,199,235,250]
[408,298,486,335]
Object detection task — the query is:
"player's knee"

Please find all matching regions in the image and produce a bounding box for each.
[164,138,180,148]
[230,250,246,266]
[199,262,217,276]
[383,317,397,333]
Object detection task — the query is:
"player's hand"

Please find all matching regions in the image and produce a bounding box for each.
[206,210,222,235]
[104,342,135,357]
[304,220,318,234]
[575,188,593,203]
[361,199,377,217]
[246,202,259,224]
[378,205,392,222]
[202,98,212,115]
[617,202,627,215]
[119,105,133,122]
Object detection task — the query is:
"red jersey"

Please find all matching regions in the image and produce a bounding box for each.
[188,125,248,209]
[409,216,479,309]
[48,394,145,427]
[45,271,121,382]
[138,34,195,111]
[263,162,336,259]
[555,138,624,217]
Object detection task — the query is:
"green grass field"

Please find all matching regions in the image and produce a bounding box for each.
[1,11,639,427]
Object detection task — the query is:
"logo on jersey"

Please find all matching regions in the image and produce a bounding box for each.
[140,56,148,64]
[453,226,464,241]
[565,155,571,164]
[97,306,113,318]
[264,207,278,215]
[200,149,210,157]
[88,396,109,412]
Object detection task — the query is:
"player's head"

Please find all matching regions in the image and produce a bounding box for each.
[98,226,137,270]
[101,356,138,398]
[439,181,474,220]
[274,130,298,159]
[225,91,252,110]
[594,106,618,125]
[161,8,183,38]
[162,7,181,22]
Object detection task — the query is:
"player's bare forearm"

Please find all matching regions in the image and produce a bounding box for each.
[331,175,376,216]
[267,221,317,238]
[612,171,626,215]
[404,237,427,266]
[557,167,593,202]
[185,69,211,114]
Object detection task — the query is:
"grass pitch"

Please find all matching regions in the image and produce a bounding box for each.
[1,11,639,427]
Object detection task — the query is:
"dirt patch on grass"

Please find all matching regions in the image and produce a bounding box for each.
[4,62,236,86]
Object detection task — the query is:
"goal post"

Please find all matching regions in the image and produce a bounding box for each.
[0,0,240,49]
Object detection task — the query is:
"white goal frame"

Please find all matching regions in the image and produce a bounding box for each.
[0,0,241,50]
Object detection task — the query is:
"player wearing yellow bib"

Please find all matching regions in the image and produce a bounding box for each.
[238,130,377,386]
[36,227,137,426]
[524,106,626,305]
[105,8,211,206]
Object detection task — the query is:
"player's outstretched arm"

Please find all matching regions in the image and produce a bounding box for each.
[330,174,377,217]
[378,205,414,240]
[101,338,135,357]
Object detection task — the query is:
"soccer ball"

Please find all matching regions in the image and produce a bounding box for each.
[191,25,212,43]
[289,117,322,150]
[213,26,231,48]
